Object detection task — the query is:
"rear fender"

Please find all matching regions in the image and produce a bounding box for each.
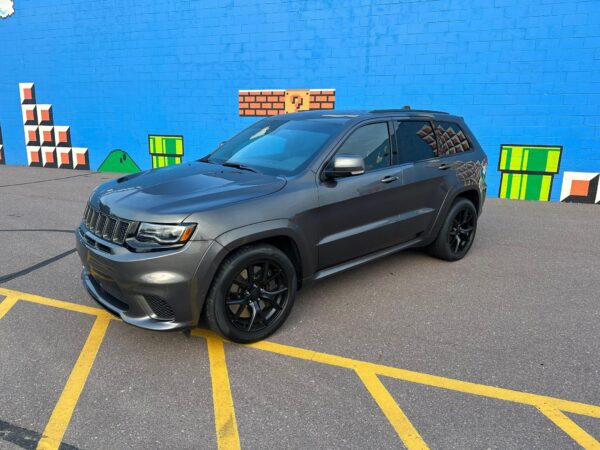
[422,187,480,246]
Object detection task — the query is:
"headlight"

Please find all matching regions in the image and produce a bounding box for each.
[136,223,196,245]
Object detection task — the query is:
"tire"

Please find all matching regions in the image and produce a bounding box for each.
[204,244,297,343]
[428,198,478,261]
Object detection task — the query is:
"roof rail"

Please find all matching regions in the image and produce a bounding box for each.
[369,106,449,115]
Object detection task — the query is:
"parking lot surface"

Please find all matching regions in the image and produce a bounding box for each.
[1,166,599,449]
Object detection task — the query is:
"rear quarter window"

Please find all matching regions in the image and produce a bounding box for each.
[395,120,437,164]
[434,121,472,156]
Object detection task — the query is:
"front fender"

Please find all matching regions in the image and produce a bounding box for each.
[215,219,315,283]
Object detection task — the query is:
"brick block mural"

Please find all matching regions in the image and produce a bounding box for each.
[19,82,89,170]
[0,124,5,165]
[239,89,335,117]
[498,145,562,202]
[148,135,184,168]
[560,172,600,204]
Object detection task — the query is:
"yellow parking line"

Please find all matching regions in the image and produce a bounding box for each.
[356,369,429,449]
[37,315,111,450]
[192,328,213,339]
[205,335,241,450]
[0,294,19,319]
[0,287,114,319]
[536,404,600,449]
[2,290,599,448]
[243,337,600,419]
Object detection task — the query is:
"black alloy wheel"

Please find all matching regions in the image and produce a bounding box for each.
[428,197,478,261]
[225,260,289,332]
[448,206,475,255]
[205,244,297,343]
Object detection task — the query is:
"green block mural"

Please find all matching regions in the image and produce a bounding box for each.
[498,144,562,201]
[97,149,141,173]
[148,135,184,169]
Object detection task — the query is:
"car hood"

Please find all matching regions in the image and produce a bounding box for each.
[90,162,287,223]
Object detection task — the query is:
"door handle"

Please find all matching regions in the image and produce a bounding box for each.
[438,163,451,170]
[380,175,398,184]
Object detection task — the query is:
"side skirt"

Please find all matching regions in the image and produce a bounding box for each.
[310,237,423,282]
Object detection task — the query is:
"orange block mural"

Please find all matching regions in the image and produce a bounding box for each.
[19,82,89,169]
[239,89,335,116]
[560,172,600,204]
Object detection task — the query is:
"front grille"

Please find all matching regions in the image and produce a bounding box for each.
[103,217,117,240]
[82,203,134,245]
[115,220,130,243]
[144,295,175,321]
[95,214,107,235]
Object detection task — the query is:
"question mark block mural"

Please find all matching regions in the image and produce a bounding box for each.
[498,144,562,201]
[239,89,335,116]
[284,90,311,113]
[148,135,184,169]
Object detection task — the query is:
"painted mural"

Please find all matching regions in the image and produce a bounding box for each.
[0,124,5,164]
[498,144,562,202]
[148,135,184,168]
[239,89,335,116]
[19,82,89,170]
[97,150,141,173]
[0,0,14,19]
[0,0,598,206]
[560,172,600,204]
[0,81,592,209]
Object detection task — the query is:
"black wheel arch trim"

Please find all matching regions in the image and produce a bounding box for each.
[214,219,313,285]
[424,186,482,246]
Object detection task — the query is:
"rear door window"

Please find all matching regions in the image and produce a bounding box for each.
[434,121,472,156]
[394,120,437,165]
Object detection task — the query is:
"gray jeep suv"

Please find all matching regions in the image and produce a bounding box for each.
[76,108,487,342]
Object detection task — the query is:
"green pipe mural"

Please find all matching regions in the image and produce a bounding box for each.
[498,144,562,202]
[148,135,184,169]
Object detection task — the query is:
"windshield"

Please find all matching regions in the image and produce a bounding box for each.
[205,118,347,176]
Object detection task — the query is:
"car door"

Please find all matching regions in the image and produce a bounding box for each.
[316,121,407,269]
[390,119,453,242]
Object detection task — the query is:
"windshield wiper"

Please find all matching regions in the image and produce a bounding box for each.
[221,162,258,173]
[199,155,215,163]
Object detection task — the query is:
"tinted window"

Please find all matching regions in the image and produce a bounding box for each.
[336,123,391,172]
[207,118,347,176]
[395,121,437,164]
[434,121,471,156]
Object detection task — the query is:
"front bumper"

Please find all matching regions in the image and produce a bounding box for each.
[76,225,217,331]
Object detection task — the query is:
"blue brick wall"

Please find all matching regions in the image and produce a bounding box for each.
[0,0,599,200]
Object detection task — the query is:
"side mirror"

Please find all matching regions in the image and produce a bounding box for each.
[325,154,365,178]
